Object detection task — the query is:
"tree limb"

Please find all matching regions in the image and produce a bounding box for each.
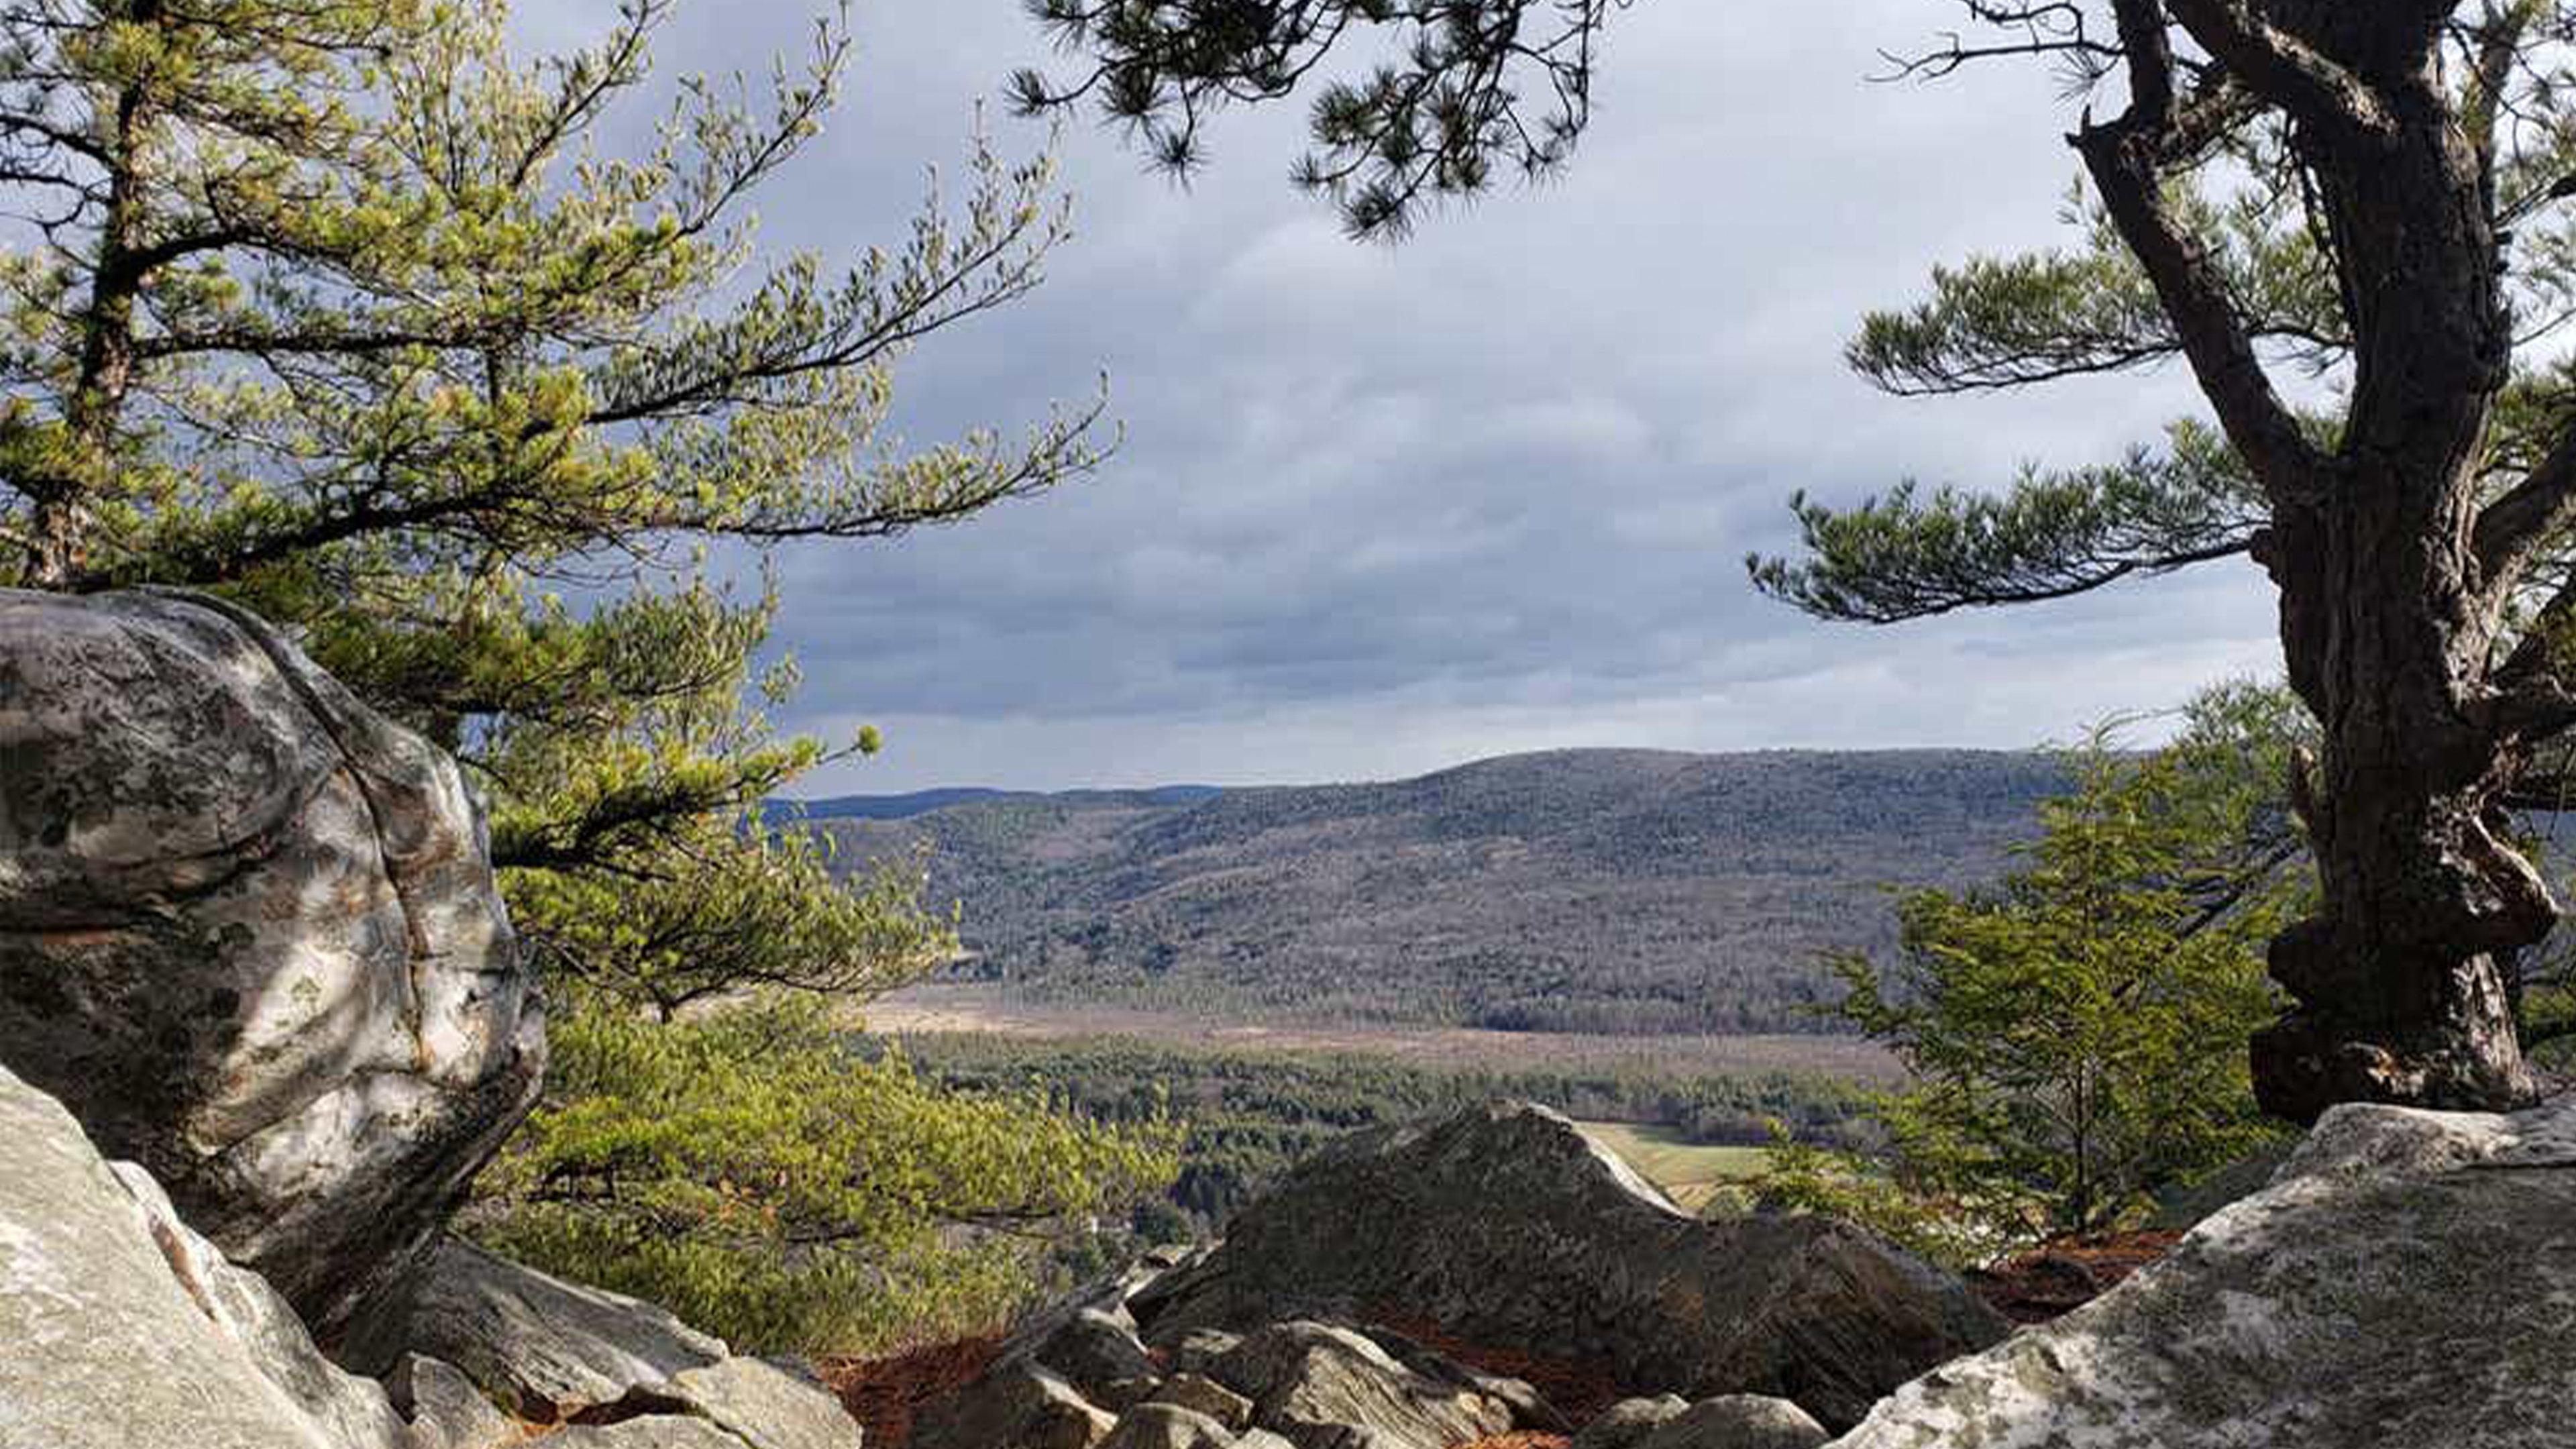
[2161,0,2395,147]
[2074,111,2328,494]
[2475,421,2576,585]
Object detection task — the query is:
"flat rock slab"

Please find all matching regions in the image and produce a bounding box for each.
[1829,1095,2576,1448]
[392,1239,729,1421]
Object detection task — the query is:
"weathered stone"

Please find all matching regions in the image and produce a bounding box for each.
[1132,1103,2004,1432]
[103,1159,413,1449]
[1146,1373,1255,1430]
[1027,1306,1162,1410]
[1099,1403,1240,1449]
[1633,1396,1826,1449]
[1570,1396,1690,1449]
[1829,1093,2576,1449]
[1364,1327,1562,1431]
[0,588,544,1354]
[1165,1329,1244,1379]
[545,1420,756,1449]
[387,1354,521,1449]
[388,1238,728,1421]
[1209,1321,1520,1449]
[0,1063,405,1449]
[649,1358,862,1449]
[910,1360,1117,1449]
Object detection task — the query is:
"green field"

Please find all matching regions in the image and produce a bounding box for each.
[1576,1121,1773,1212]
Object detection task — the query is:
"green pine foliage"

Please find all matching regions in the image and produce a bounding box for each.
[1766,686,2305,1250]
[476,992,1178,1356]
[0,0,1104,996]
[0,1,1171,1352]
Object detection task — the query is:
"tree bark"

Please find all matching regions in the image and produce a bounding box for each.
[2245,57,2550,1121]
[23,0,159,588]
[2256,496,2551,1120]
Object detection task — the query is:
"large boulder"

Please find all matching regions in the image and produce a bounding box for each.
[0,587,544,1352]
[0,1061,407,1449]
[1828,1093,2576,1448]
[1130,1102,2005,1432]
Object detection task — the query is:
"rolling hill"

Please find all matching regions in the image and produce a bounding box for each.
[795,748,2073,1036]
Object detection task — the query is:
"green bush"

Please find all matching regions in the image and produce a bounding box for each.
[472,993,1177,1356]
[1762,686,2303,1253]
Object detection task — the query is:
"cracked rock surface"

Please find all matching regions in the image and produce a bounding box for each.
[1827,1094,2576,1448]
[0,588,544,1354]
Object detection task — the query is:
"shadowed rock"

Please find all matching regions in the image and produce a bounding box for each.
[0,588,543,1356]
[386,1239,729,1422]
[1207,1320,1523,1449]
[1636,1396,1827,1449]
[1129,1102,2005,1432]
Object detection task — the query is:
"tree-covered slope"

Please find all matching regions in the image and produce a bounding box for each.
[800,749,2071,1034]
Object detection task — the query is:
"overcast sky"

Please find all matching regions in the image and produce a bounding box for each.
[547,1,2284,794]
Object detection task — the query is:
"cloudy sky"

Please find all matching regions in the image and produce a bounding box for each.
[554,1,2285,794]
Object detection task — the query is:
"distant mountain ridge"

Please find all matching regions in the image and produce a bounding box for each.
[802,747,2073,1036]
[784,783,1226,822]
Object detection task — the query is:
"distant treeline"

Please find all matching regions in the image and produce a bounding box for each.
[881,1033,1876,1232]
[814,749,2072,1037]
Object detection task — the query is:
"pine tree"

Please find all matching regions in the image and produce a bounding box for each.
[0,0,1157,1340]
[1819,686,2304,1244]
[0,0,1106,1002]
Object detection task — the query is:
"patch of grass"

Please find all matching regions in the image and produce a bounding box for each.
[1574,1121,1772,1211]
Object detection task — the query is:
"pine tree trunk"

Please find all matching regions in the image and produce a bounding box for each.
[2224,47,2556,1122]
[2254,476,2552,1120]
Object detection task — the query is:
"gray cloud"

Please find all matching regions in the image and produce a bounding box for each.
[538,1,2287,791]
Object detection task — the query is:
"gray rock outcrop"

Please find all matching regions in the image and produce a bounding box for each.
[910,1360,1118,1449]
[0,1061,408,1449]
[1097,1405,1242,1449]
[388,1354,522,1449]
[1145,1374,1254,1430]
[0,587,544,1352]
[1131,1102,2005,1431]
[1,1005,850,1449]
[1572,1397,1691,1449]
[1829,1093,2576,1448]
[368,1237,860,1448]
[908,1258,1556,1449]
[594,1358,863,1449]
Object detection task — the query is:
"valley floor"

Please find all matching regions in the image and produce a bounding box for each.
[864,983,1903,1081]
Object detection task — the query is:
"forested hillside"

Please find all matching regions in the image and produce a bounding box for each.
[799,749,2070,1034]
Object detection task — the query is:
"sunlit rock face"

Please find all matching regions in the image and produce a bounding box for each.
[0,587,544,1358]
[0,1060,411,1449]
[1827,1094,2576,1449]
